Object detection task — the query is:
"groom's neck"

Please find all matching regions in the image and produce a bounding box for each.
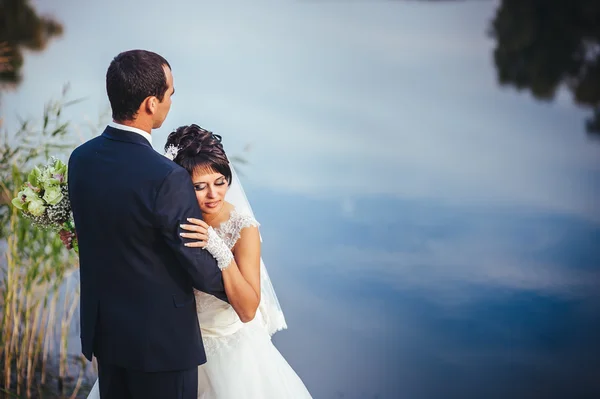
[113,119,152,135]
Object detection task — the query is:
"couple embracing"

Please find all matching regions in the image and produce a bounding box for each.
[66,49,312,399]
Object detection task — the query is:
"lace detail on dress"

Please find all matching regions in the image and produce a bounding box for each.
[213,209,259,250]
[195,290,225,314]
[200,313,269,358]
[201,330,246,357]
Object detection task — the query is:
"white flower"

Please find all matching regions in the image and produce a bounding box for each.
[164,145,180,161]
[27,198,46,217]
[43,185,64,205]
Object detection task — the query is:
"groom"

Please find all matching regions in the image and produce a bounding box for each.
[68,50,227,399]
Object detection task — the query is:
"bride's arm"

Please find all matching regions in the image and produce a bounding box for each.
[221,227,261,323]
[181,219,261,323]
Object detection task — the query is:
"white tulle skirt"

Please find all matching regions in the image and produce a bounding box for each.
[197,314,312,399]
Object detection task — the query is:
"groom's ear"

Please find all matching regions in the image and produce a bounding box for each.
[144,96,158,115]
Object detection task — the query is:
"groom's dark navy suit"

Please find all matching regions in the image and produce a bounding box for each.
[68,126,227,398]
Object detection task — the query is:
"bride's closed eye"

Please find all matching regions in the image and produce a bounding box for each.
[193,178,226,191]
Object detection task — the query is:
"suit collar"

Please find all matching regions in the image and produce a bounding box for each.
[108,122,152,145]
[101,126,154,149]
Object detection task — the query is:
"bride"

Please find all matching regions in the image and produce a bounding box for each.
[84,124,312,399]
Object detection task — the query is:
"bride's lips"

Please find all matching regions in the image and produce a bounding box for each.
[204,200,221,209]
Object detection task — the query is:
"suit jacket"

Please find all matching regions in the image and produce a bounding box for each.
[68,126,228,372]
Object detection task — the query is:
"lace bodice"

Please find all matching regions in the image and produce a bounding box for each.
[212,208,260,250]
[194,208,259,318]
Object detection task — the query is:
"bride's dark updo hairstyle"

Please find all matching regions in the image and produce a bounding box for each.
[165,124,232,185]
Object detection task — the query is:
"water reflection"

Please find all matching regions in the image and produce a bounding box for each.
[254,190,600,398]
[0,0,63,88]
[489,0,600,136]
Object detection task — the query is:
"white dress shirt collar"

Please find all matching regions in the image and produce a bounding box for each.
[108,122,152,145]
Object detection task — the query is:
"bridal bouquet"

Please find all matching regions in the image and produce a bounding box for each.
[11,157,78,252]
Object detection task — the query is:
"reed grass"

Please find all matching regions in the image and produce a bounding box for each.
[0,89,91,398]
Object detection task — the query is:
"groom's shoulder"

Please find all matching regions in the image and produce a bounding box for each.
[150,150,184,173]
[141,149,191,186]
[68,131,185,175]
[70,135,103,158]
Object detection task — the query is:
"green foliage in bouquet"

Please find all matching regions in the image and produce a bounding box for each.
[10,158,78,253]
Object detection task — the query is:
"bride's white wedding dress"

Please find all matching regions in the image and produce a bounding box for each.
[194,208,311,398]
[86,208,312,399]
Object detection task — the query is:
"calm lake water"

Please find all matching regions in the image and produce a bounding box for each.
[3,1,600,398]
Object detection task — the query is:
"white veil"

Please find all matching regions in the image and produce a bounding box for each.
[225,163,287,336]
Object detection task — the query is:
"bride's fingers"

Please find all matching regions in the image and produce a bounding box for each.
[180,232,208,241]
[186,218,209,229]
[180,223,207,233]
[184,241,206,248]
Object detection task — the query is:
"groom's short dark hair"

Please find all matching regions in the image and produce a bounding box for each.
[106,50,171,122]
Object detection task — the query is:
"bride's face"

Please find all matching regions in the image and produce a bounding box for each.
[191,168,229,215]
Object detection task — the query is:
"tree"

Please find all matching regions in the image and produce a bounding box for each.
[0,0,64,88]
[489,0,600,136]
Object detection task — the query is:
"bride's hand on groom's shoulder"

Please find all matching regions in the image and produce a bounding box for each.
[180,218,209,248]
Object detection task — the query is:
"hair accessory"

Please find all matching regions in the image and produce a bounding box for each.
[164,144,180,161]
